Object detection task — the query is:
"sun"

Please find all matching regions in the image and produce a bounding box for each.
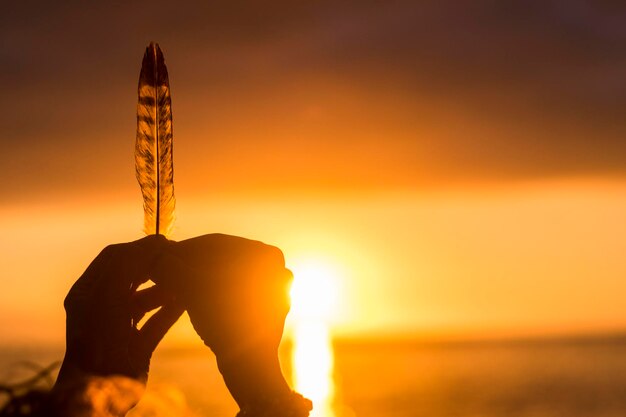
[288,258,340,323]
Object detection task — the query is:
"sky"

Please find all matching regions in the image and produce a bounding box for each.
[1,0,625,344]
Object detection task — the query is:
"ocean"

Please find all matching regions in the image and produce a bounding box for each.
[1,336,626,417]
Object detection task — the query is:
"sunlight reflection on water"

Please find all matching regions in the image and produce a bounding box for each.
[292,320,336,417]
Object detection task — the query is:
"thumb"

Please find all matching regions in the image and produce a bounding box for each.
[137,303,185,355]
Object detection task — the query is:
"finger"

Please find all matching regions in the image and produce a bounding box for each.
[148,252,203,296]
[137,304,185,355]
[132,235,174,285]
[102,237,171,298]
[134,234,172,254]
[131,285,174,315]
[131,285,173,327]
[97,240,173,350]
[64,245,119,314]
[284,267,294,285]
[64,239,170,355]
[132,311,147,329]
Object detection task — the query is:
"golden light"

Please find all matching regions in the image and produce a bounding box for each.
[292,322,335,417]
[288,257,340,417]
[289,259,340,322]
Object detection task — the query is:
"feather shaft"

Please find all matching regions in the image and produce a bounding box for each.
[135,42,175,236]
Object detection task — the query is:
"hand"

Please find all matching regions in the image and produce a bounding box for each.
[51,235,184,416]
[150,234,312,417]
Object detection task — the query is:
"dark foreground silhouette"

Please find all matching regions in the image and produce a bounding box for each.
[0,234,311,417]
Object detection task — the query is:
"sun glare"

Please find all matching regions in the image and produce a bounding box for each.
[293,322,335,417]
[288,257,340,417]
[289,259,339,322]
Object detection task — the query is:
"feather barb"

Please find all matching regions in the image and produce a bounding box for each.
[135,42,175,236]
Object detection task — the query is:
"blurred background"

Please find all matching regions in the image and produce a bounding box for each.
[1,1,626,416]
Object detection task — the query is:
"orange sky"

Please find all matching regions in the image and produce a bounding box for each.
[1,178,626,344]
[1,1,625,344]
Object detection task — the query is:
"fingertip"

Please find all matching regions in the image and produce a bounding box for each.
[139,234,171,246]
[266,245,286,267]
[138,303,186,353]
[284,268,294,283]
[135,234,176,258]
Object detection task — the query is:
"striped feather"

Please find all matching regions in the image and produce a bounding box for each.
[135,42,175,236]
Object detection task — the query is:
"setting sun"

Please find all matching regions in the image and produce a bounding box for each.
[288,259,340,323]
[3,2,626,417]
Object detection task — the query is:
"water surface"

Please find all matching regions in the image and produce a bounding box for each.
[2,337,626,417]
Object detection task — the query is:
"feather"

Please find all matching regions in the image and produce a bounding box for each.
[135,42,175,236]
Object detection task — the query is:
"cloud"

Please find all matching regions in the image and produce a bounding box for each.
[2,0,625,201]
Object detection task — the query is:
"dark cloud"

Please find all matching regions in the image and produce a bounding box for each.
[1,0,625,202]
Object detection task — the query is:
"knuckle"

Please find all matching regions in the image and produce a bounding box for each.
[284,268,294,283]
[101,243,122,256]
[264,245,285,267]
[98,244,116,260]
[63,292,79,313]
[99,242,132,261]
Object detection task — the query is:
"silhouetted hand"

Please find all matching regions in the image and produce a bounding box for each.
[151,234,312,417]
[50,235,184,417]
